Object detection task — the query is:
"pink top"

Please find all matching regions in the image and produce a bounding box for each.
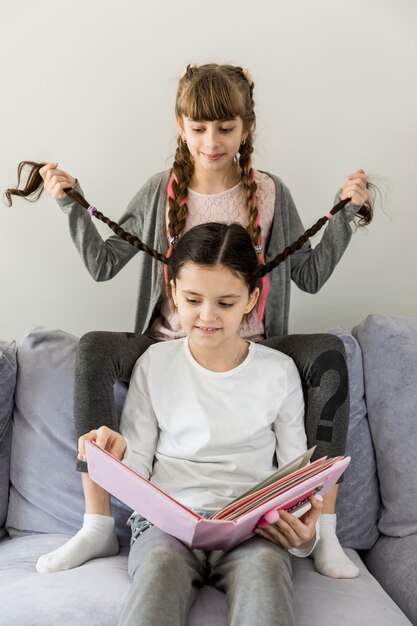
[149,170,276,342]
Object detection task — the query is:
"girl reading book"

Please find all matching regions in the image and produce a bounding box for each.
[7,63,372,578]
[79,221,323,626]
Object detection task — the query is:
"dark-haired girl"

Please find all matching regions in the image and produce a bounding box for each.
[79,222,324,626]
[11,64,370,578]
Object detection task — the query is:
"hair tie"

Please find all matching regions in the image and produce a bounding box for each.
[170,236,180,245]
[324,211,334,221]
[180,63,197,79]
[241,67,254,87]
[87,205,96,216]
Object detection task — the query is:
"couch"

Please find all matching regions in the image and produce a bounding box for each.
[0,313,416,626]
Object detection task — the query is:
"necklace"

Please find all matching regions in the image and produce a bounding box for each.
[223,162,241,189]
[234,340,246,367]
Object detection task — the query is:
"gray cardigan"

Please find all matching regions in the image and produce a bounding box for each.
[58,169,359,337]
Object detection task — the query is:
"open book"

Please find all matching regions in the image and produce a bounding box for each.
[86,441,350,551]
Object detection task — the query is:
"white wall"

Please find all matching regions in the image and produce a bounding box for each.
[1,0,416,342]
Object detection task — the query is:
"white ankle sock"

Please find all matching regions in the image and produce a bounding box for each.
[36,514,119,574]
[312,514,359,579]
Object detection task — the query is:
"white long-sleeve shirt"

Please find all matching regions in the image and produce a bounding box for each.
[122,338,307,511]
[121,339,318,556]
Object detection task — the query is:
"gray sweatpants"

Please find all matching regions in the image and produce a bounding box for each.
[118,520,294,626]
[74,331,349,472]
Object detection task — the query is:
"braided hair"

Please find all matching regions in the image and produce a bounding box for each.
[4,161,168,264]
[170,64,259,248]
[5,161,369,289]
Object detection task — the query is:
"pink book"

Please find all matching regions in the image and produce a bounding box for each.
[86,441,350,551]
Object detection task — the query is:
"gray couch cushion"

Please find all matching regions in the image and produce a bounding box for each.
[353,314,417,537]
[364,534,417,626]
[0,535,412,626]
[329,329,380,549]
[0,340,17,535]
[6,328,131,546]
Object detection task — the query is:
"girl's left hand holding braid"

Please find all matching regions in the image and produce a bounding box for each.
[339,169,369,206]
[39,162,76,199]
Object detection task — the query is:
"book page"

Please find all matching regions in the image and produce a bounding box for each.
[211,447,316,519]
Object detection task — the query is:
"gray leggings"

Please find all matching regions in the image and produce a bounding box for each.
[74,331,349,472]
[118,521,294,626]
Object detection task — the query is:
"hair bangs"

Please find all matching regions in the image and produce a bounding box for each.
[177,73,245,122]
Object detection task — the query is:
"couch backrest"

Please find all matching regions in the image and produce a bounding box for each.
[353,313,417,538]
[5,325,384,550]
[6,328,132,546]
[0,340,17,537]
[330,328,380,549]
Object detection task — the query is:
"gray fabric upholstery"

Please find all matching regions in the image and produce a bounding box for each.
[364,534,417,626]
[0,340,16,536]
[6,326,380,549]
[330,328,380,549]
[292,549,411,626]
[1,320,416,626]
[353,314,417,537]
[0,535,411,626]
[6,328,131,546]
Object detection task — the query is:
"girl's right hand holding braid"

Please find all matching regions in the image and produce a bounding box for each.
[78,426,127,463]
[39,162,76,200]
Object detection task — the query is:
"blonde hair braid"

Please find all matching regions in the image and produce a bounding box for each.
[239,138,260,244]
[168,138,194,242]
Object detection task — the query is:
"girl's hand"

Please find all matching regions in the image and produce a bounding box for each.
[339,169,369,207]
[254,494,323,549]
[39,162,77,200]
[78,426,127,463]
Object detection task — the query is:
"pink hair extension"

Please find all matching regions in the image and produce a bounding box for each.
[165,174,188,284]
[167,175,187,208]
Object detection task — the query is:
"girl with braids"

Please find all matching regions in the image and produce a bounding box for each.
[79,221,324,626]
[7,63,371,579]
